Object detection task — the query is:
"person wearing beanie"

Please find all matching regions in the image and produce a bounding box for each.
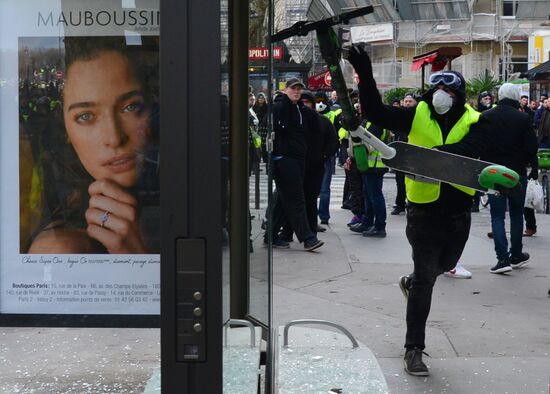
[476,91,495,112]
[471,90,495,213]
[348,45,498,377]
[315,90,348,224]
[478,83,538,273]
[390,93,416,216]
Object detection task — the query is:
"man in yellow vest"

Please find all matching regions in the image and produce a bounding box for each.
[348,120,388,237]
[348,46,494,377]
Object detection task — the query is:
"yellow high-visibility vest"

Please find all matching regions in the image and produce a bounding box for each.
[324,109,348,141]
[364,121,387,169]
[405,101,479,203]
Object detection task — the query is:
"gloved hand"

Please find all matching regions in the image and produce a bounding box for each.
[347,45,373,82]
[528,168,539,180]
[343,157,352,171]
[495,183,522,197]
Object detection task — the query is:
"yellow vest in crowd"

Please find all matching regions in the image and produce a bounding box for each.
[324,109,348,141]
[406,101,479,203]
[364,121,387,169]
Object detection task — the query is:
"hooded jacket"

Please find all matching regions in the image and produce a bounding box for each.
[477,98,538,176]
[537,107,550,144]
[476,93,494,113]
[273,94,319,160]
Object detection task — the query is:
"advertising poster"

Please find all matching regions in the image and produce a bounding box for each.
[0,0,160,315]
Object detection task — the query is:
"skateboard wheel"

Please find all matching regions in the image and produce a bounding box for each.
[479,165,519,190]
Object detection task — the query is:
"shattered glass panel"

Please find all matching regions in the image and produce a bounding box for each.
[278,326,389,394]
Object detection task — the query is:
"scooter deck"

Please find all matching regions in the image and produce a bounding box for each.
[382,141,493,193]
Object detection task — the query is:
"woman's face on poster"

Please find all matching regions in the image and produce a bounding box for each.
[63,50,150,188]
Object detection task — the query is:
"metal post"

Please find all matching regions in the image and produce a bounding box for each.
[229,0,250,319]
[255,163,260,209]
[161,0,223,391]
[421,64,425,93]
[266,0,275,391]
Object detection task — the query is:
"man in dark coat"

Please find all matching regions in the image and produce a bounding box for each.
[267,78,324,251]
[280,91,338,238]
[301,90,338,233]
[481,83,538,273]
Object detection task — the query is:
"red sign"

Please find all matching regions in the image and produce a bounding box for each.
[55,70,63,80]
[308,70,332,91]
[324,72,332,86]
[248,46,283,60]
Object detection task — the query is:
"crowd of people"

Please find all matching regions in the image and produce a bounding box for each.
[248,44,548,377]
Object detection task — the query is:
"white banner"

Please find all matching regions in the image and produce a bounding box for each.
[0,0,160,315]
[351,23,394,44]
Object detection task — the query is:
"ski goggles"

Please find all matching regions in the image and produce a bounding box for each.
[428,72,462,91]
[479,91,492,98]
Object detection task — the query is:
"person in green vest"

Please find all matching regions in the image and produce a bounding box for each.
[351,120,389,237]
[348,45,496,377]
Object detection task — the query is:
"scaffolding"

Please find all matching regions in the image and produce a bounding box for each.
[275,0,314,65]
[300,0,550,91]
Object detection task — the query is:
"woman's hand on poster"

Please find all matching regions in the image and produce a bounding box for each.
[85,179,148,253]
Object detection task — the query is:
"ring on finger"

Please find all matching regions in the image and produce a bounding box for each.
[100,211,110,228]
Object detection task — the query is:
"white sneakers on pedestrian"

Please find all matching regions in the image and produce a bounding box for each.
[443,263,472,279]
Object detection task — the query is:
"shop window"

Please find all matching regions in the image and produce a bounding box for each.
[511,57,528,74]
[502,0,517,18]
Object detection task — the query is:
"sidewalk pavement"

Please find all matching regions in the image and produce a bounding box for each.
[272,182,550,393]
[0,327,159,393]
[2,176,550,393]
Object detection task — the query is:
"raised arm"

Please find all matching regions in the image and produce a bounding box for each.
[347,45,416,134]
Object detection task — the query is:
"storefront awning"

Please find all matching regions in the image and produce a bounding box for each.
[524,60,550,81]
[412,47,462,72]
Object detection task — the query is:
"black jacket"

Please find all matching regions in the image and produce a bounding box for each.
[273,94,317,160]
[304,113,337,174]
[356,71,493,214]
[474,99,538,177]
[538,108,550,144]
[320,114,338,162]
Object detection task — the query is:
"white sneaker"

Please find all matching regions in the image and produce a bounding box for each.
[444,263,472,279]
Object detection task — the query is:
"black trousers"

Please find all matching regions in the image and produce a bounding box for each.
[304,167,324,234]
[395,171,406,208]
[343,161,364,216]
[524,207,537,230]
[405,205,471,349]
[472,191,481,207]
[281,166,324,237]
[272,157,314,243]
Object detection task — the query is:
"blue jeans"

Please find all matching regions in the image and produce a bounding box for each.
[488,177,527,260]
[318,156,335,222]
[361,173,386,230]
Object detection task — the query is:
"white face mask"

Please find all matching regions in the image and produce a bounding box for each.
[354,103,360,111]
[316,102,327,112]
[432,89,454,115]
